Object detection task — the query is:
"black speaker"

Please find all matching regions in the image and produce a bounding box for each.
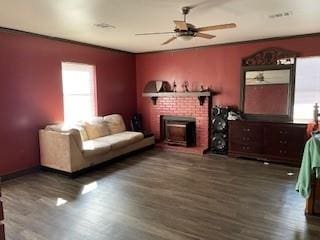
[211,106,230,154]
[131,113,143,132]
[131,113,154,138]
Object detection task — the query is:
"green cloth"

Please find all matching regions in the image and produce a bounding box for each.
[296,136,320,198]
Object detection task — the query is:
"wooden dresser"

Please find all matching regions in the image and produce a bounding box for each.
[228,120,307,166]
[0,183,4,240]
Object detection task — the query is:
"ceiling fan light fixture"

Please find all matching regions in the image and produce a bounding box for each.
[176,31,194,41]
[179,35,193,41]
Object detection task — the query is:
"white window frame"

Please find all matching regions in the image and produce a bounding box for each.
[294,56,320,122]
[61,62,97,123]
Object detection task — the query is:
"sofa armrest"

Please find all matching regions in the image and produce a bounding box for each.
[39,129,84,173]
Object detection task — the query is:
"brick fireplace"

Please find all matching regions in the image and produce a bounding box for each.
[148,96,210,153]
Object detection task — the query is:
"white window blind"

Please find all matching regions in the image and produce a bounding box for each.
[294,57,320,121]
[62,62,96,123]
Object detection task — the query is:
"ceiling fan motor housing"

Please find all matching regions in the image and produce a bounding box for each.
[182,6,191,15]
[174,23,196,37]
[175,30,195,37]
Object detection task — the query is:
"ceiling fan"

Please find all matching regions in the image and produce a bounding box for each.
[135,6,237,45]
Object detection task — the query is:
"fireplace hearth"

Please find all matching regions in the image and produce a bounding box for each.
[161,116,196,147]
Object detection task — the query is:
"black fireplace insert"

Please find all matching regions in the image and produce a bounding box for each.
[161,116,196,147]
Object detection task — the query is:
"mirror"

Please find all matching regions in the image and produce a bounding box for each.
[240,65,295,122]
[245,69,290,114]
[240,48,298,122]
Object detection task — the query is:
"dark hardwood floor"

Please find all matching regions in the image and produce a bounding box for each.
[2,149,320,240]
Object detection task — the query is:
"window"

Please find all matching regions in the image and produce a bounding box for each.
[294,57,320,121]
[62,62,96,123]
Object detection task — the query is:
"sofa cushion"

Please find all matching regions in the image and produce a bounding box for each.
[84,120,110,140]
[103,114,126,134]
[74,123,89,141]
[113,131,144,144]
[45,124,66,132]
[45,123,89,141]
[96,131,144,150]
[82,139,112,157]
[45,124,83,148]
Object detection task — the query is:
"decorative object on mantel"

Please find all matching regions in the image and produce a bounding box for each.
[200,85,210,92]
[143,80,171,93]
[182,81,189,92]
[142,91,212,106]
[242,47,298,66]
[172,81,177,92]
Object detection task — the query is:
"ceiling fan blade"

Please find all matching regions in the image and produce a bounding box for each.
[195,32,216,39]
[162,37,177,45]
[135,32,175,36]
[196,23,236,32]
[174,20,188,30]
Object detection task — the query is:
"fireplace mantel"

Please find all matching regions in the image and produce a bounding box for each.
[142,91,212,105]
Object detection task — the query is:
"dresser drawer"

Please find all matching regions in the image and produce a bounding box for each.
[264,124,306,141]
[264,146,291,158]
[229,121,263,141]
[264,124,306,161]
[230,135,259,145]
[229,142,263,154]
[264,143,304,160]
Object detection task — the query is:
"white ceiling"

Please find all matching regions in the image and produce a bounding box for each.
[0,0,319,53]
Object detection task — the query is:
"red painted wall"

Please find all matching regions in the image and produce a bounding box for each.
[136,35,320,133]
[2,31,320,176]
[245,84,288,114]
[0,30,136,176]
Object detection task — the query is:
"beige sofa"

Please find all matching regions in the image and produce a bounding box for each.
[39,114,154,173]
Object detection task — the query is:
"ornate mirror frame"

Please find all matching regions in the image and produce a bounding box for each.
[240,48,298,122]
